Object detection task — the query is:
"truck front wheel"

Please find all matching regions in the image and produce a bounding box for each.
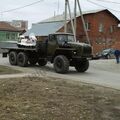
[75,59,89,72]
[54,55,69,74]
[17,52,28,67]
[9,51,17,65]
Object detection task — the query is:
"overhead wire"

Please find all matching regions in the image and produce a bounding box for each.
[95,0,120,5]
[87,0,120,12]
[0,0,44,14]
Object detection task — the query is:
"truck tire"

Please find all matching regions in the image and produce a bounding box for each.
[17,52,28,67]
[9,51,17,65]
[75,59,89,72]
[54,55,69,74]
[38,59,47,66]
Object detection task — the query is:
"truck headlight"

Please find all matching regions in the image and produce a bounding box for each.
[73,51,77,55]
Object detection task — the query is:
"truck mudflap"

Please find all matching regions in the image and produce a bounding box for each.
[2,52,8,57]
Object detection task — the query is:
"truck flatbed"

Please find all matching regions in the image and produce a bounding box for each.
[1,41,36,52]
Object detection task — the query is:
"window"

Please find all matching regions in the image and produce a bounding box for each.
[57,35,67,44]
[6,33,10,40]
[68,35,74,42]
[99,23,104,32]
[11,33,15,40]
[49,35,56,42]
[85,22,91,31]
[110,25,116,33]
[57,35,75,45]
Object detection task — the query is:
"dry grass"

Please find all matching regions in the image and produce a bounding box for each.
[0,77,119,120]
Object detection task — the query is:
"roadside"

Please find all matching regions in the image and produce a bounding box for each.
[0,77,120,120]
[90,59,120,73]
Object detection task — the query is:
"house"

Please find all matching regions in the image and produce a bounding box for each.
[10,20,28,30]
[24,21,65,41]
[24,9,120,54]
[0,21,20,42]
[10,20,28,35]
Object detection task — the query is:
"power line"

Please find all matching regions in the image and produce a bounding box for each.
[95,0,120,5]
[87,0,120,12]
[0,0,44,14]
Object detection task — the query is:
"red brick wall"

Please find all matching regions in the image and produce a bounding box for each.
[76,11,120,54]
[111,27,120,49]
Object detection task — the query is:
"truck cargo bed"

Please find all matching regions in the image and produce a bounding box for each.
[0,41,36,52]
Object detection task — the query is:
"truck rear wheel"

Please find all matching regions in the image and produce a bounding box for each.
[38,59,47,66]
[75,59,89,72]
[17,52,28,67]
[9,51,17,65]
[54,55,69,74]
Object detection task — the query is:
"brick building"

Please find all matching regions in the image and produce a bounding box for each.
[25,9,120,54]
[58,9,120,54]
[80,9,120,54]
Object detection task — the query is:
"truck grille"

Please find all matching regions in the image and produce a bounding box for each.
[83,45,92,56]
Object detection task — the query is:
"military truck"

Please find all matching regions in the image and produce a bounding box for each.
[2,33,92,74]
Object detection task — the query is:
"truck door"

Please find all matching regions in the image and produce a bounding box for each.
[47,35,58,56]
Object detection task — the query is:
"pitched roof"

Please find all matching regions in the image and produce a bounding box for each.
[24,21,64,36]
[38,9,119,23]
[24,9,120,37]
[0,21,20,32]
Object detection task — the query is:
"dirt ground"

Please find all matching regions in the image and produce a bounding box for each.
[0,65,20,75]
[0,76,120,120]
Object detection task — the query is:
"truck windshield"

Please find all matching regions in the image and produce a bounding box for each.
[57,35,75,44]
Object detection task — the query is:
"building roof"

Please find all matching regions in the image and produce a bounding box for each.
[38,9,119,23]
[38,9,105,23]
[24,21,64,36]
[0,21,20,32]
[24,9,120,37]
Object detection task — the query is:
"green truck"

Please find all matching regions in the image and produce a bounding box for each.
[2,33,92,74]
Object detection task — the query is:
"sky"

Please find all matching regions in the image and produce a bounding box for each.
[0,0,120,28]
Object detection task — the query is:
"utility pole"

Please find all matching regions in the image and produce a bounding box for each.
[74,0,77,37]
[67,0,76,41]
[64,0,76,41]
[77,0,91,45]
[64,0,90,45]
[64,0,67,33]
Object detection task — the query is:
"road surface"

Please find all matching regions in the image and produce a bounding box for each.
[0,54,120,90]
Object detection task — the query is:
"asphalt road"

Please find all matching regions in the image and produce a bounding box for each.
[0,54,120,90]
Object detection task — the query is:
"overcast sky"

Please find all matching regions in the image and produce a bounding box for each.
[0,0,120,28]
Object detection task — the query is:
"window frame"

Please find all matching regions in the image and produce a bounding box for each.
[99,23,104,33]
[85,22,91,31]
